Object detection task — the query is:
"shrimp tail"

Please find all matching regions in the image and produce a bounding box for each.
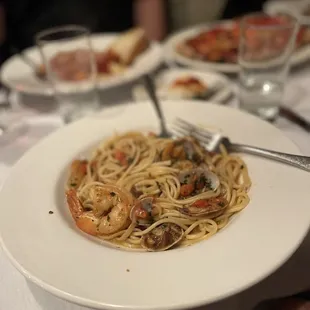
[66,189,99,236]
[66,189,83,219]
[67,159,88,189]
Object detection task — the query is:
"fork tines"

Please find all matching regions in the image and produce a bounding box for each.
[172,118,222,152]
[172,118,211,141]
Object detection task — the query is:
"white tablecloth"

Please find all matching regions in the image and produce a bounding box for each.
[1,70,310,310]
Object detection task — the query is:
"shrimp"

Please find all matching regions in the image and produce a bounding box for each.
[67,160,88,189]
[66,185,132,236]
[97,202,130,235]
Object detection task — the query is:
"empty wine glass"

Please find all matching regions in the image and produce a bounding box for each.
[36,25,100,123]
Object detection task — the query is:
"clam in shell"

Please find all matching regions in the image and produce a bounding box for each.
[180,196,228,218]
[178,166,220,192]
[141,223,184,251]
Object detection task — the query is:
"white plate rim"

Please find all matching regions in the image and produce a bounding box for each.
[0,33,163,96]
[1,101,310,310]
[164,21,310,73]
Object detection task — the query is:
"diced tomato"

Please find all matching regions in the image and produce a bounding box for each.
[135,208,148,219]
[114,149,127,166]
[192,199,209,208]
[180,183,195,197]
[71,160,88,174]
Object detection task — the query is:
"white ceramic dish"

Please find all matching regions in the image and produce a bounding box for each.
[132,68,233,103]
[0,34,162,96]
[164,22,310,73]
[1,101,310,310]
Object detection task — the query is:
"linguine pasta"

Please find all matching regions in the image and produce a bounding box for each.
[65,131,251,251]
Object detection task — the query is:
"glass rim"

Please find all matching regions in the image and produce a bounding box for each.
[240,12,298,30]
[36,24,90,45]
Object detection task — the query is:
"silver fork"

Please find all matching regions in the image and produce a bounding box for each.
[172,118,310,172]
[143,74,171,138]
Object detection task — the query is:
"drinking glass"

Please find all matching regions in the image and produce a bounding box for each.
[238,13,298,120]
[36,25,100,123]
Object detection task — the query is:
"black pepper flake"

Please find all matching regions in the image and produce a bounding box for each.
[110,192,116,196]
[126,269,130,272]
[48,211,54,214]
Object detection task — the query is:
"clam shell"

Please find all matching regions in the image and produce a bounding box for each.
[141,223,184,251]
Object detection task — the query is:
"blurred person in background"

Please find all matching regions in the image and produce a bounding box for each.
[0,0,167,64]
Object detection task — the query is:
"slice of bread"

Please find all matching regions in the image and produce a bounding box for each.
[109,28,149,65]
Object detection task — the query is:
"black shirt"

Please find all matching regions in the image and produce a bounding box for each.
[3,0,133,60]
[221,0,267,19]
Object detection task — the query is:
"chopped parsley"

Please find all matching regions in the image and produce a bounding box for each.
[70,182,77,187]
[182,174,190,185]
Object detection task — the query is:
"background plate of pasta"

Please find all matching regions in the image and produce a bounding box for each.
[0,100,310,310]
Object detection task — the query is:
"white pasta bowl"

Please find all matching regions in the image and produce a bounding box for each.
[0,100,310,310]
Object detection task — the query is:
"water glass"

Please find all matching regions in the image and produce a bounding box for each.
[238,13,298,120]
[36,25,100,123]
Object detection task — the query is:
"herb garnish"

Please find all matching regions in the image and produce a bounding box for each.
[182,174,190,185]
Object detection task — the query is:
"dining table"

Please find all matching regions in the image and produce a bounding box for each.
[1,62,310,310]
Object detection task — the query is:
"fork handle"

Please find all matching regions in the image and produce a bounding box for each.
[230,143,310,172]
